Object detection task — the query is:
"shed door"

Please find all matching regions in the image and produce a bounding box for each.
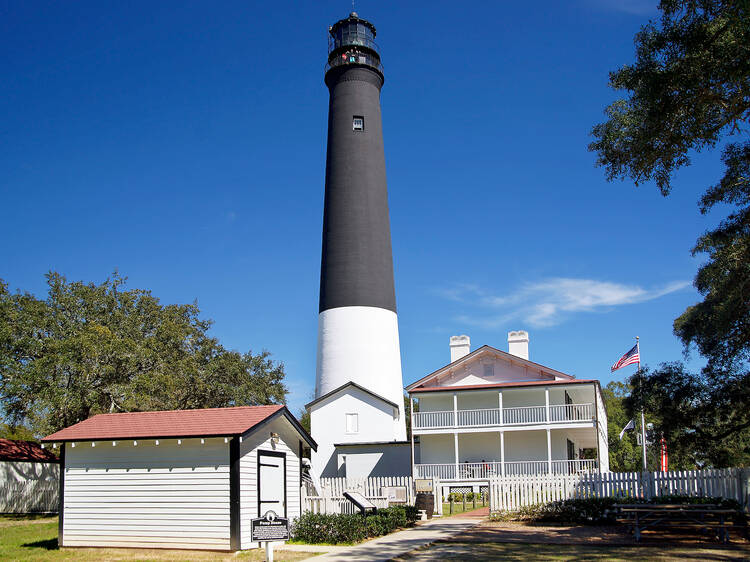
[258,450,286,517]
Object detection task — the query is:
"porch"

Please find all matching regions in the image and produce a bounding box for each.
[416,427,600,480]
[413,403,594,430]
[411,384,597,432]
[415,459,598,479]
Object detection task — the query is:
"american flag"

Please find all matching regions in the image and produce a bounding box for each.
[611,343,640,372]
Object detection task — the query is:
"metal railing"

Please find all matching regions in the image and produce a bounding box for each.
[326,50,383,74]
[414,459,598,480]
[412,403,595,430]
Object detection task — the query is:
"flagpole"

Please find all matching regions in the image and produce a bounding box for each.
[637,336,647,471]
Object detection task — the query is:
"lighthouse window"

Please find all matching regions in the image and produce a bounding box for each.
[345,413,359,434]
[353,116,364,131]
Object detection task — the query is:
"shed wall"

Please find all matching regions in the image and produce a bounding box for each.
[0,460,58,484]
[239,418,301,550]
[62,438,230,550]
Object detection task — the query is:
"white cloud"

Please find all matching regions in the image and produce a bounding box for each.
[445,277,691,329]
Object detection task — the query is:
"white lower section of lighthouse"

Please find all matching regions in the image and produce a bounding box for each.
[309,306,409,478]
[316,305,407,440]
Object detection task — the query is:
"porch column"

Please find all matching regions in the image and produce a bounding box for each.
[546,428,552,474]
[500,431,505,476]
[453,392,458,428]
[410,396,416,478]
[498,390,503,425]
[545,386,550,422]
[454,432,459,479]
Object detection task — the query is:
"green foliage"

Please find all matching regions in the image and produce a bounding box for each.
[589,0,749,195]
[290,506,418,544]
[490,495,741,526]
[602,382,641,472]
[0,423,37,441]
[298,408,311,434]
[627,364,750,467]
[590,0,750,464]
[0,272,287,436]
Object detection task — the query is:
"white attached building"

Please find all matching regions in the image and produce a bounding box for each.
[307,382,411,478]
[406,333,609,498]
[42,405,316,551]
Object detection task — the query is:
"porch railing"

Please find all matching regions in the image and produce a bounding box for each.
[413,403,595,429]
[414,459,598,479]
[549,403,594,422]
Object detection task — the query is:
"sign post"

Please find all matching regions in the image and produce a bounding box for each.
[251,510,289,562]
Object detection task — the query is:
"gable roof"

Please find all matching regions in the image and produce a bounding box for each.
[41,405,317,450]
[305,381,400,412]
[405,344,575,392]
[0,439,59,463]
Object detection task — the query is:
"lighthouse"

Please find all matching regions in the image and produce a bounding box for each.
[307,13,410,478]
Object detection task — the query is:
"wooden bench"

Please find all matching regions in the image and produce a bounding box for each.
[614,503,744,543]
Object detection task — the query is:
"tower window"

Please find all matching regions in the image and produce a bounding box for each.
[353,116,364,131]
[345,413,359,433]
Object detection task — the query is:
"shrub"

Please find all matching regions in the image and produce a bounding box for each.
[465,492,475,502]
[291,505,419,544]
[489,494,744,526]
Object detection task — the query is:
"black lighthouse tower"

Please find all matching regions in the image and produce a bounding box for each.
[312,13,407,474]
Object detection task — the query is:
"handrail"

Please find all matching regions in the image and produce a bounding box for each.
[413,403,595,429]
[414,459,598,479]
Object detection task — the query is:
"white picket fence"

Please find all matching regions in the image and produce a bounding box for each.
[0,481,58,513]
[303,476,416,514]
[319,476,415,503]
[304,495,390,514]
[488,468,750,512]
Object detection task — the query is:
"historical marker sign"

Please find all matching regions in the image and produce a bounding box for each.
[251,510,289,542]
[415,479,434,493]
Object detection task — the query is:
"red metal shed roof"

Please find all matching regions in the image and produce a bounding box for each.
[41,405,285,442]
[0,439,59,462]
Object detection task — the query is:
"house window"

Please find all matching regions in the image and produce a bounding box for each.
[345,413,359,434]
[483,364,494,378]
[353,116,364,131]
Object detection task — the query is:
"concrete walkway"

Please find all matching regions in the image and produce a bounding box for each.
[301,516,483,561]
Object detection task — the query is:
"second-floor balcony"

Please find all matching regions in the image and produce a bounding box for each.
[413,403,594,430]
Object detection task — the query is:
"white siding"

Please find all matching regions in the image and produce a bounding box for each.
[595,386,610,472]
[62,438,230,550]
[0,460,58,484]
[239,417,301,550]
[311,385,397,477]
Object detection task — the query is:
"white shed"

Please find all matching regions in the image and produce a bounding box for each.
[0,439,60,513]
[41,405,316,551]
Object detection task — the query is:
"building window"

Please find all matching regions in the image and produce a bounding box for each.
[345,413,359,434]
[483,363,494,378]
[353,116,364,131]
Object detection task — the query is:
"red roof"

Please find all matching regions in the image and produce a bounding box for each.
[409,379,598,393]
[0,439,59,462]
[41,405,285,442]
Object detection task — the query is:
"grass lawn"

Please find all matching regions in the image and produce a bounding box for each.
[401,541,750,561]
[441,502,486,516]
[0,515,314,561]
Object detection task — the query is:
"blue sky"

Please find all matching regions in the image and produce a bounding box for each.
[1,1,723,415]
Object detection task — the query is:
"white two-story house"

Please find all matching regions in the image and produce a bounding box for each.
[406,332,609,497]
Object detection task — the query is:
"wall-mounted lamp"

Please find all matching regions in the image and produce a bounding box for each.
[270,432,279,445]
